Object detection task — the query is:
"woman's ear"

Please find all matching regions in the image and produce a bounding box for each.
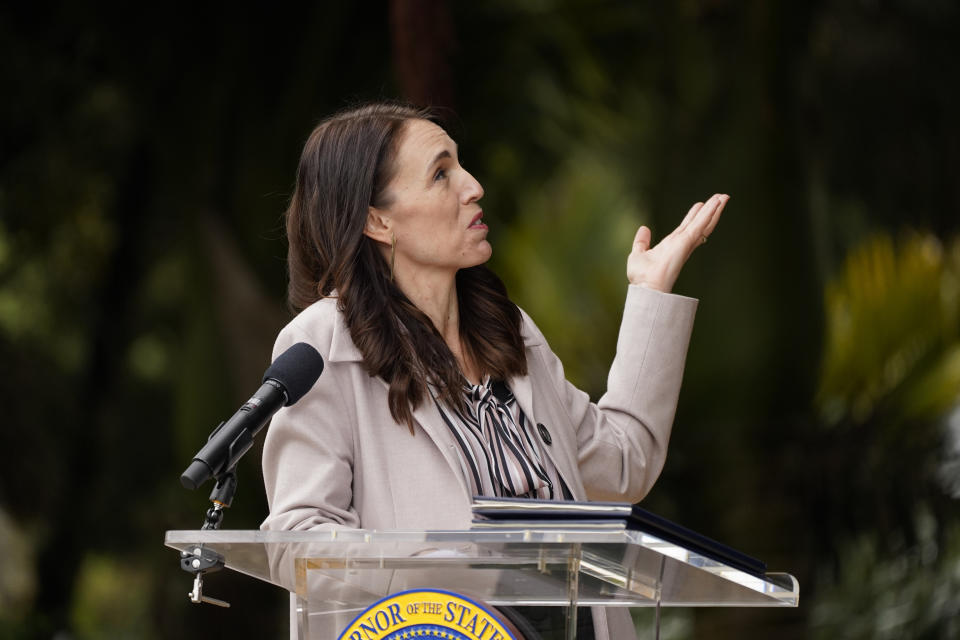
[363,207,392,244]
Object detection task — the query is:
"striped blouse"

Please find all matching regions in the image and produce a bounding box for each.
[433,377,571,500]
[433,379,593,636]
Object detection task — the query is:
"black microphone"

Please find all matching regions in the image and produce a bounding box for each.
[180,342,324,489]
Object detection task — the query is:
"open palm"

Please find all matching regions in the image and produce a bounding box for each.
[627,193,728,293]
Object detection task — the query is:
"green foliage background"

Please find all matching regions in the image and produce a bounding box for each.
[1,1,959,638]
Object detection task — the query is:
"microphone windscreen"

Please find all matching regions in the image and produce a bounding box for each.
[263,342,325,406]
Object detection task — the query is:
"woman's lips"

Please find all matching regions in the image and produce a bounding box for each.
[468,211,486,228]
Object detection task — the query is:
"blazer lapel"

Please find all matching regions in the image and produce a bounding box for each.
[507,372,536,424]
[411,394,471,499]
[328,306,469,498]
[509,347,584,500]
[509,326,543,419]
[328,303,364,363]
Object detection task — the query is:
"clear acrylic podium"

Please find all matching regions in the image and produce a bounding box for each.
[165,527,799,639]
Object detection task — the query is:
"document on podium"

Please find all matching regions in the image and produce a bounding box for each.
[471,497,767,578]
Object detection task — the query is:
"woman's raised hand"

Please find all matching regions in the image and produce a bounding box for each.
[626,193,728,293]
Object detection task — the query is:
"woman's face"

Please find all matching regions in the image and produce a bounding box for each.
[370,119,490,279]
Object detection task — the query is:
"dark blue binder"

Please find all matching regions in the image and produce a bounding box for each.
[471,497,767,578]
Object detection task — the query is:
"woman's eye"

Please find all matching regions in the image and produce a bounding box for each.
[434,168,447,182]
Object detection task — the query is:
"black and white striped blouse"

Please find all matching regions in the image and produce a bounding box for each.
[434,379,593,635]
[433,377,571,500]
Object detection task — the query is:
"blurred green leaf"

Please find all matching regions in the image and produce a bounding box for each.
[817,232,960,427]
[810,509,960,639]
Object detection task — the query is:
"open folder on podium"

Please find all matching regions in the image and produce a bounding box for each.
[166,512,798,639]
[470,497,767,578]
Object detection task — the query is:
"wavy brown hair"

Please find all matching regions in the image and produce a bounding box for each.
[286,102,527,432]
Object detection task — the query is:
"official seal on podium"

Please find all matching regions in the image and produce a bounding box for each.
[338,589,517,640]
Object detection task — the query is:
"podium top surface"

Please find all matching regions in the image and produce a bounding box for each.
[166,527,798,609]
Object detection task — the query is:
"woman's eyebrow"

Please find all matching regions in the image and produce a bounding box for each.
[430,149,452,166]
[426,149,453,175]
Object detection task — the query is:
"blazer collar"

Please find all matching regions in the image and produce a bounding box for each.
[328,304,364,362]
[327,301,543,363]
[327,301,543,465]
[321,296,552,500]
[507,371,536,425]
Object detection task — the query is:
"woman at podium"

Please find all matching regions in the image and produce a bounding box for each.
[260,101,726,639]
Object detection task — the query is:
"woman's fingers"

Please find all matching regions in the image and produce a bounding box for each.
[702,195,727,238]
[685,194,728,243]
[633,225,652,253]
[676,202,704,234]
[627,193,727,291]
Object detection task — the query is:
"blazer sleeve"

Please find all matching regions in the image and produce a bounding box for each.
[525,284,697,503]
[260,322,360,532]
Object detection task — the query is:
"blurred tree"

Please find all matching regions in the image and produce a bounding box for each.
[806,231,960,638]
[1,0,959,638]
[390,0,456,109]
[0,2,396,638]
[810,509,960,639]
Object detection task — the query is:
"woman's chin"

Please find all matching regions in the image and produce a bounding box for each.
[471,241,493,265]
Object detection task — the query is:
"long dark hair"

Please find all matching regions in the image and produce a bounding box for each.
[286,102,527,432]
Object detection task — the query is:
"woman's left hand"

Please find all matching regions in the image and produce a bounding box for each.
[626,193,728,293]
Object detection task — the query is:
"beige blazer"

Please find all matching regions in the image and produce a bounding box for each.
[261,284,697,639]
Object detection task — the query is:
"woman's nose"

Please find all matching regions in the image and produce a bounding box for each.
[461,170,484,204]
